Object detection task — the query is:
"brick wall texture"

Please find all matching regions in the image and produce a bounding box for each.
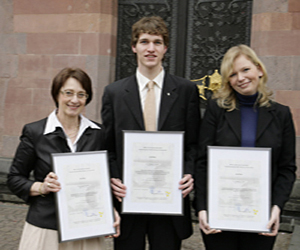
[0,0,118,157]
[252,0,300,178]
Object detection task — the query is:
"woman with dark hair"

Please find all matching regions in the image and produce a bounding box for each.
[7,68,120,250]
[194,45,296,250]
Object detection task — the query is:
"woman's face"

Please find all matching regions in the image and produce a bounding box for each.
[228,54,263,96]
[57,77,87,119]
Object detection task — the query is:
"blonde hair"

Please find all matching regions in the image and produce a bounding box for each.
[214,44,272,111]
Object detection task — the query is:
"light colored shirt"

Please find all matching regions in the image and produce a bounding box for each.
[44,110,101,152]
[136,68,165,128]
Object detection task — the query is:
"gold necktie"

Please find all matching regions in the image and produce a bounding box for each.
[144,80,156,131]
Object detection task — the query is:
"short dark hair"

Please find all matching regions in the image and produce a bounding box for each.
[131,16,169,47]
[51,68,93,108]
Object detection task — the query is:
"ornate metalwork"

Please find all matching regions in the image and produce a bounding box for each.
[116,0,178,80]
[185,0,252,79]
[191,69,222,101]
[116,0,252,85]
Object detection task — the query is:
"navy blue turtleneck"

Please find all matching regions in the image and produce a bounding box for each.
[236,92,259,147]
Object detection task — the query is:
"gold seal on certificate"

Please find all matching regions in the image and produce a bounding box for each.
[208,146,271,233]
[122,131,184,215]
[52,151,115,242]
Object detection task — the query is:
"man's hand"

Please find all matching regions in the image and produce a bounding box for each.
[198,210,222,235]
[111,178,126,202]
[179,174,194,198]
[260,205,281,237]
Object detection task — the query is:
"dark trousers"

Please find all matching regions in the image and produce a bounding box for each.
[201,230,276,250]
[114,214,181,250]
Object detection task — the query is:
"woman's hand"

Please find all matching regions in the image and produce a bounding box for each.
[43,172,61,194]
[198,210,222,235]
[30,172,61,196]
[106,208,121,239]
[260,205,281,236]
[112,209,121,238]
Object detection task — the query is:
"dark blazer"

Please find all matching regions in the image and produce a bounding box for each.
[7,117,106,230]
[194,98,296,212]
[101,73,200,240]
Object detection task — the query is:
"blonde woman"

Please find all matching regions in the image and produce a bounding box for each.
[194,45,296,250]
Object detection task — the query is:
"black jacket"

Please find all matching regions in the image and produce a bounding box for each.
[101,73,200,240]
[194,98,296,212]
[7,117,106,230]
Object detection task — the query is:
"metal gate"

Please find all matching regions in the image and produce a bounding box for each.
[116,0,252,81]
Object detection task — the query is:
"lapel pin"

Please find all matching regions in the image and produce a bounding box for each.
[167,93,170,96]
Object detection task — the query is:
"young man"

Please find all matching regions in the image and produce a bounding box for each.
[101,16,200,250]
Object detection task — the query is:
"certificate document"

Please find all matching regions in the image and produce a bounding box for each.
[52,151,115,242]
[208,146,271,233]
[122,131,184,215]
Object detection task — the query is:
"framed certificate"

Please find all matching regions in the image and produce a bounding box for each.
[122,131,184,215]
[51,151,115,242]
[208,146,271,233]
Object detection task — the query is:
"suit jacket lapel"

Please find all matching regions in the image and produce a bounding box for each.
[123,75,144,129]
[158,74,178,130]
[225,109,241,142]
[76,128,93,152]
[256,105,274,141]
[44,128,71,153]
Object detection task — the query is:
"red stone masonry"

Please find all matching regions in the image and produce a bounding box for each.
[0,0,118,158]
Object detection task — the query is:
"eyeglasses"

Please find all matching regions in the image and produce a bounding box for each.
[60,90,89,99]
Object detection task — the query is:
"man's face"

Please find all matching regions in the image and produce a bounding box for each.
[132,33,167,71]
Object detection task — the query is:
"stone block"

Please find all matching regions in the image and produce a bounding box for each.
[276,91,300,108]
[99,14,117,34]
[0,0,13,33]
[100,0,118,16]
[289,0,300,12]
[8,77,51,89]
[289,225,300,250]
[0,157,12,173]
[72,0,117,15]
[252,13,271,32]
[0,55,18,78]
[68,13,101,33]
[252,0,288,14]
[292,13,300,30]
[18,55,52,78]
[0,34,27,54]
[270,13,293,31]
[0,79,8,108]
[260,56,293,91]
[32,89,53,106]
[81,33,99,55]
[1,136,19,158]
[27,33,80,55]
[5,87,33,105]
[52,55,87,74]
[291,56,300,90]
[14,0,73,14]
[14,14,68,33]
[72,0,100,13]
[68,13,116,34]
[252,30,300,56]
[81,33,116,56]
[3,104,53,136]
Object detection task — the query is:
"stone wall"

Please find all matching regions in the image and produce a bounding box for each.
[0,0,118,161]
[252,0,300,178]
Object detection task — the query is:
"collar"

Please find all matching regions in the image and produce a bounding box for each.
[136,68,165,91]
[44,110,100,135]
